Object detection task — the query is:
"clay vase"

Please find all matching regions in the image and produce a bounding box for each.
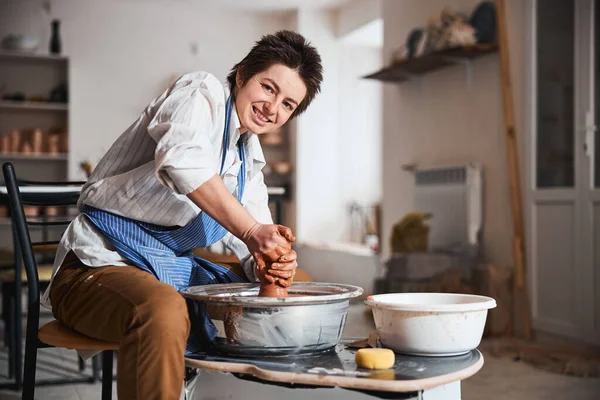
[258,260,289,298]
[22,142,32,154]
[259,282,288,297]
[9,130,20,153]
[32,129,43,154]
[256,236,295,298]
[48,134,60,155]
[1,136,10,153]
[50,19,62,55]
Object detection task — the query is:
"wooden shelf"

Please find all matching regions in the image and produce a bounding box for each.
[0,51,68,63]
[0,100,68,111]
[363,44,498,83]
[0,153,68,161]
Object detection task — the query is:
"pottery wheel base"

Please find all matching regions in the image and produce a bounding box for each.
[185,340,484,394]
[181,282,363,356]
[208,339,338,358]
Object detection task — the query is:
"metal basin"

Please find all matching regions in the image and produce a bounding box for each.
[180,282,363,356]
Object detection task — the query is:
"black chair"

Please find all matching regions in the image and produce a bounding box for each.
[2,162,117,400]
[0,172,90,387]
[0,196,80,387]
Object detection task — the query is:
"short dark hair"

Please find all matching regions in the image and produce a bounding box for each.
[227,30,323,118]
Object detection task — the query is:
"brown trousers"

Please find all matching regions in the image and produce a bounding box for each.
[50,252,198,400]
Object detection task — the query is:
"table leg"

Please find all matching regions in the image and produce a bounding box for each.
[422,381,461,400]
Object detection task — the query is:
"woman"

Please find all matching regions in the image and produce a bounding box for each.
[42,30,323,400]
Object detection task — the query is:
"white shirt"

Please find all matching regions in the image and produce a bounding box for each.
[41,71,272,308]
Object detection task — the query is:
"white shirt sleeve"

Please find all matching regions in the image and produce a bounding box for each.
[147,86,220,195]
[224,169,273,281]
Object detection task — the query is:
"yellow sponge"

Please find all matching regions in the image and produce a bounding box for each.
[355,348,395,369]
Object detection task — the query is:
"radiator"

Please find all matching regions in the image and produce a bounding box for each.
[413,164,483,251]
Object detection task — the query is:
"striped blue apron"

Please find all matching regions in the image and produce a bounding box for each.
[82,95,247,353]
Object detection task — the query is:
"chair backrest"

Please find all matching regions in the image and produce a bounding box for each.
[1,162,84,334]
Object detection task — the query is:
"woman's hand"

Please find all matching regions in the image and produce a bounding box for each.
[265,250,297,287]
[241,222,296,264]
[242,223,297,287]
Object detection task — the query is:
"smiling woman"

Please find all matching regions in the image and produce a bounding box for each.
[233,64,307,134]
[227,30,323,119]
[41,30,323,400]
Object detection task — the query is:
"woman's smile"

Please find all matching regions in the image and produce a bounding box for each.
[252,106,271,125]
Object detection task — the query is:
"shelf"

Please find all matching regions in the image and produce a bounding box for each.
[363,44,498,83]
[0,153,68,161]
[0,51,68,63]
[0,218,68,226]
[0,215,74,225]
[260,143,287,149]
[267,186,286,196]
[0,101,68,111]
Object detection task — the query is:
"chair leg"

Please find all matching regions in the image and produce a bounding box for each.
[2,283,9,348]
[78,355,86,372]
[7,285,15,380]
[21,344,37,400]
[14,281,23,391]
[92,354,101,383]
[101,351,113,400]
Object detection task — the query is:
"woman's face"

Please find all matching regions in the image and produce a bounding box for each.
[235,63,307,135]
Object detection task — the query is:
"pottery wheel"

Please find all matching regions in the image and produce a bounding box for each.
[185,340,484,394]
[180,282,363,356]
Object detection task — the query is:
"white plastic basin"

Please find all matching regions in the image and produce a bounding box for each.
[364,293,496,356]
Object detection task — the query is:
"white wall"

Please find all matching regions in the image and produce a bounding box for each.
[336,0,382,38]
[0,0,291,180]
[294,9,344,242]
[381,0,526,268]
[338,44,382,240]
[293,8,382,244]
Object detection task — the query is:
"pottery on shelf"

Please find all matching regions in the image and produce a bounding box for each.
[1,136,10,153]
[47,134,61,155]
[260,127,283,146]
[23,206,40,218]
[1,34,39,53]
[9,130,20,153]
[32,129,44,154]
[45,206,63,217]
[50,20,62,54]
[270,161,291,175]
[22,142,33,154]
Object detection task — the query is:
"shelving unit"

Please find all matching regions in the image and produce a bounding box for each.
[0,100,68,111]
[0,50,69,182]
[363,44,498,83]
[0,50,68,62]
[0,51,70,249]
[259,125,293,226]
[0,153,68,161]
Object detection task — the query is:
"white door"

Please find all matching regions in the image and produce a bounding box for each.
[578,0,600,345]
[528,0,599,345]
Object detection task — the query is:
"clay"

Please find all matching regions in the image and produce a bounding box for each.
[9,130,20,153]
[257,230,297,298]
[258,282,288,297]
[258,253,294,297]
[22,142,32,154]
[1,135,9,153]
[32,129,43,154]
[258,257,289,297]
[223,306,244,341]
[48,134,60,154]
[45,206,61,217]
